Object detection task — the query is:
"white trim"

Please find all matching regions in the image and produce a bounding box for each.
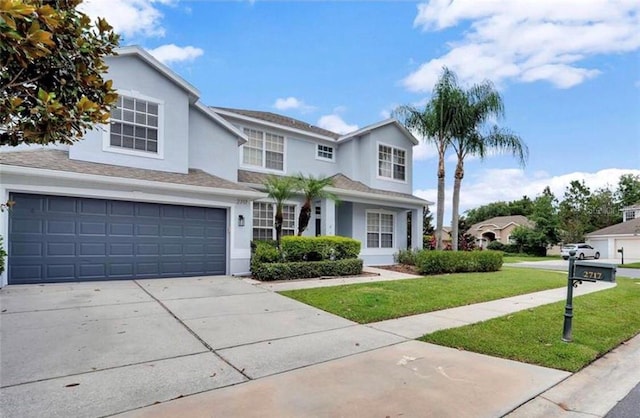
[326,186,429,207]
[238,125,287,173]
[376,141,408,184]
[0,165,266,200]
[213,108,337,142]
[315,144,335,162]
[103,90,165,160]
[337,118,419,145]
[115,46,200,101]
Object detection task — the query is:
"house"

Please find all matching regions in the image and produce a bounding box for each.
[586,205,640,260]
[469,215,534,249]
[0,46,429,286]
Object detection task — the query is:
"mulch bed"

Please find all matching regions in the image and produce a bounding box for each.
[375,264,420,275]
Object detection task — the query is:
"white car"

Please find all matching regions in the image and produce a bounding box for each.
[561,243,600,260]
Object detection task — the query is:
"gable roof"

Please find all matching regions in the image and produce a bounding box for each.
[622,203,640,211]
[213,107,340,140]
[0,150,261,197]
[470,215,534,232]
[337,118,420,145]
[238,170,430,206]
[586,217,640,237]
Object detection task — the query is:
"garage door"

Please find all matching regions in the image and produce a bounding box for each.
[588,239,608,258]
[615,238,640,259]
[8,193,227,284]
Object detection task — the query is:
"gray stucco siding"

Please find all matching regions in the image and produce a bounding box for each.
[70,55,191,174]
[366,124,414,195]
[189,107,239,182]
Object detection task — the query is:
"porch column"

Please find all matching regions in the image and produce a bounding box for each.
[412,208,423,249]
[322,199,336,236]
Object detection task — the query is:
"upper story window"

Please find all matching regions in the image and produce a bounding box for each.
[243,128,284,171]
[317,144,334,161]
[109,95,161,154]
[253,202,296,240]
[378,144,406,181]
[625,210,636,221]
[366,211,394,248]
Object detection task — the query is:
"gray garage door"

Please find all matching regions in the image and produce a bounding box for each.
[8,193,227,284]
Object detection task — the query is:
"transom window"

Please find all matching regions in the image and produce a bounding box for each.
[109,95,159,153]
[317,144,334,160]
[243,128,284,171]
[253,202,296,240]
[367,212,394,248]
[378,144,406,181]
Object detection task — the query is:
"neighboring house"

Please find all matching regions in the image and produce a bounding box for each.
[586,205,640,260]
[469,215,534,249]
[0,46,429,286]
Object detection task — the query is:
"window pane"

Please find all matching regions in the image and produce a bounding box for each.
[394,164,405,181]
[367,233,379,248]
[123,98,134,109]
[134,126,146,139]
[148,103,158,115]
[265,151,283,170]
[123,124,134,136]
[135,100,146,112]
[111,107,122,120]
[148,128,157,140]
[123,110,134,122]
[381,233,393,248]
[111,122,121,134]
[110,133,121,146]
[135,113,146,125]
[243,147,262,166]
[123,136,134,149]
[148,115,158,127]
[147,141,157,152]
[134,139,146,150]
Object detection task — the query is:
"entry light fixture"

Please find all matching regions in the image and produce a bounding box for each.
[238,215,245,227]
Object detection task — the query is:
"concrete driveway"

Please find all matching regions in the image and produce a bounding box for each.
[1,276,570,418]
[507,258,640,278]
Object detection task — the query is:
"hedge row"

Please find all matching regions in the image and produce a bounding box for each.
[252,258,363,281]
[416,250,503,275]
[280,235,360,261]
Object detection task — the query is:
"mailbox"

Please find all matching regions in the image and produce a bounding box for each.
[573,261,616,283]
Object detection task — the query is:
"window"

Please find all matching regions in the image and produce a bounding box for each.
[378,144,406,181]
[366,212,394,248]
[625,210,636,221]
[252,202,296,240]
[109,95,160,154]
[243,128,284,171]
[317,144,334,161]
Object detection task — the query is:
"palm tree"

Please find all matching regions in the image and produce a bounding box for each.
[294,174,338,236]
[450,81,528,250]
[394,67,466,250]
[263,175,297,247]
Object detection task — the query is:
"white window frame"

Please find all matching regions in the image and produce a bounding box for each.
[252,201,297,240]
[365,210,395,249]
[102,90,165,159]
[316,143,335,162]
[376,142,407,183]
[239,127,286,173]
[624,210,636,221]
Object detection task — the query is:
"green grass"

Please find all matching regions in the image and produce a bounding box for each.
[620,262,640,269]
[420,279,640,372]
[279,269,566,323]
[503,254,563,263]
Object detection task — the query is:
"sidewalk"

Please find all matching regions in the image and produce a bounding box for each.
[114,270,637,418]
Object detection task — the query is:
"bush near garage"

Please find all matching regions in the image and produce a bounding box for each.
[250,236,362,281]
[416,250,503,275]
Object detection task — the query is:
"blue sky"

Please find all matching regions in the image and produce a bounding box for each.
[81,0,640,223]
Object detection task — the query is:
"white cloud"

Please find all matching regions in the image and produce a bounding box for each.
[414,167,640,226]
[79,0,168,39]
[147,44,204,64]
[405,0,640,91]
[317,114,358,135]
[273,97,315,113]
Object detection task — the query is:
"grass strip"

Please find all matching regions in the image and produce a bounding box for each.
[503,254,562,263]
[619,262,640,269]
[420,279,640,372]
[280,269,566,324]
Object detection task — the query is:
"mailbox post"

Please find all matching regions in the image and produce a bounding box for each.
[562,251,616,342]
[618,247,624,265]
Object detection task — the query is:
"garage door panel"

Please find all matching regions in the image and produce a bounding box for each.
[8,194,227,284]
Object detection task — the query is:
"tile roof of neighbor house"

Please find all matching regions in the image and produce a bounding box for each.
[213,107,341,140]
[0,150,256,192]
[586,217,640,236]
[470,215,534,231]
[623,203,640,210]
[237,170,429,204]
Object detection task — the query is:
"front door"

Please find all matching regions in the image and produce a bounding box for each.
[315,206,321,236]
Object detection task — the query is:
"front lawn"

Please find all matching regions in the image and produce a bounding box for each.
[620,262,640,269]
[280,269,566,323]
[420,279,640,372]
[503,254,563,263]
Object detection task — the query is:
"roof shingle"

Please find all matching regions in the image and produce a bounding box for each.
[586,217,640,236]
[470,215,534,231]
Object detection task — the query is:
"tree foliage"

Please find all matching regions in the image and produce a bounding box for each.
[616,174,640,208]
[263,176,297,247]
[422,206,434,235]
[465,196,534,226]
[294,174,337,236]
[1,0,119,146]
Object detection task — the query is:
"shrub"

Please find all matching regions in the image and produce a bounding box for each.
[487,241,505,251]
[0,236,6,275]
[394,248,419,265]
[251,240,281,271]
[281,236,360,262]
[416,250,503,275]
[503,244,520,254]
[252,259,363,281]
